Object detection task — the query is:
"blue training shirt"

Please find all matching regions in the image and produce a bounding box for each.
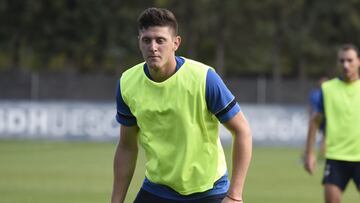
[116,56,241,125]
[309,88,325,131]
[115,56,240,200]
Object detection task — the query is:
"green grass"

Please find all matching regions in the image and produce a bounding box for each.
[0,140,358,203]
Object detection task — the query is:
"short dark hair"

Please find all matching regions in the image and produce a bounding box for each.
[339,43,360,57]
[137,8,178,35]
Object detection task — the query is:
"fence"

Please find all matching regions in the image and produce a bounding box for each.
[0,70,319,104]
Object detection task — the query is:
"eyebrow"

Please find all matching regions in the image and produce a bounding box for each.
[141,36,167,40]
[339,58,353,61]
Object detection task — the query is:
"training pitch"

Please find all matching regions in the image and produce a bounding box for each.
[0,139,358,203]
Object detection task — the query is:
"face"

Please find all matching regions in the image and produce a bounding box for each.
[138,26,181,72]
[337,49,360,82]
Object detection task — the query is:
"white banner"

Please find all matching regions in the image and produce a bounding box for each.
[241,105,308,145]
[0,101,119,140]
[0,101,309,145]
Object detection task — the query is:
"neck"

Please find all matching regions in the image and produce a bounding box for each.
[343,73,359,83]
[149,57,177,82]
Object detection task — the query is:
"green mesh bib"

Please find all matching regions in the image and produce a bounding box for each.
[120,58,227,194]
[322,78,360,161]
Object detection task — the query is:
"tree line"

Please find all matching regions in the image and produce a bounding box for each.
[1,0,360,80]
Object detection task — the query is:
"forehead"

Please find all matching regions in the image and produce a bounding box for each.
[139,26,175,38]
[338,49,358,59]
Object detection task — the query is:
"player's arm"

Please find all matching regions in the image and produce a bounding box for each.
[112,79,139,203]
[304,88,324,175]
[111,124,139,203]
[223,112,252,202]
[205,69,252,202]
[304,111,323,175]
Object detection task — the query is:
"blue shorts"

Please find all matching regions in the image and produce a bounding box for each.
[322,159,360,191]
[133,188,226,203]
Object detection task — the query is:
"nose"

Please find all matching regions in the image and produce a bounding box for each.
[149,41,158,52]
[342,61,350,70]
[341,62,351,75]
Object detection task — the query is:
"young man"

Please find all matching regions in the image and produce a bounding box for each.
[304,44,360,203]
[111,8,252,203]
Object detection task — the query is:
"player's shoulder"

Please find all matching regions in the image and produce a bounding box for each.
[322,77,340,89]
[183,57,213,71]
[119,62,146,93]
[326,77,340,83]
[121,62,145,79]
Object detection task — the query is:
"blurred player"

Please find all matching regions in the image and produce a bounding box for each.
[111,7,252,203]
[304,44,360,203]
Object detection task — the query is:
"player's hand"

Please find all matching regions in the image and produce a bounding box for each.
[304,153,316,175]
[222,195,243,203]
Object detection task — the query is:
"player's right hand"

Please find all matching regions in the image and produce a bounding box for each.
[304,153,316,175]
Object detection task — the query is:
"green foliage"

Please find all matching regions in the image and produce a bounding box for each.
[1,0,360,77]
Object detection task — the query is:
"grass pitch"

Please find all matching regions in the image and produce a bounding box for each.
[0,139,358,203]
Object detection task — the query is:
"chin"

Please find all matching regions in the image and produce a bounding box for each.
[147,63,161,71]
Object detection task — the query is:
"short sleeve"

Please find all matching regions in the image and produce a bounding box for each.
[205,69,241,123]
[116,79,137,126]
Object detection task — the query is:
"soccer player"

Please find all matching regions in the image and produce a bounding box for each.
[111,7,252,203]
[304,44,360,203]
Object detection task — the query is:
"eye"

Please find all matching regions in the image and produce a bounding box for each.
[156,38,166,44]
[142,38,151,44]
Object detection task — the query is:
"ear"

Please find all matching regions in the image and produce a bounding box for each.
[173,36,181,51]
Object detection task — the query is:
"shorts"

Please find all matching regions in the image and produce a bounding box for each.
[133,188,226,203]
[322,159,360,191]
